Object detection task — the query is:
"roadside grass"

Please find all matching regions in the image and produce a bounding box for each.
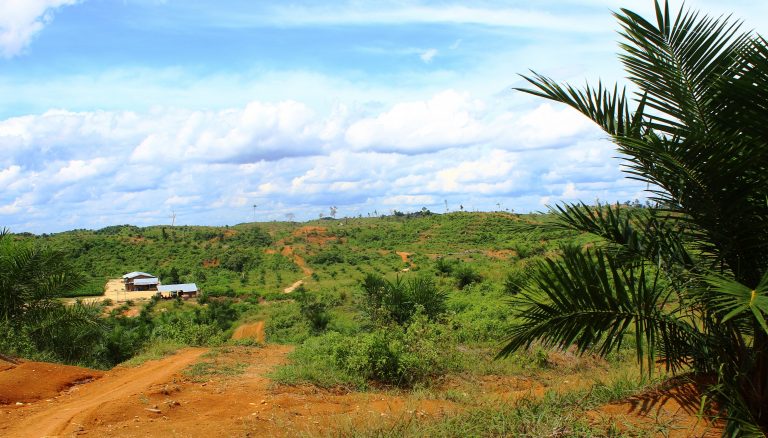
[330,372,664,438]
[183,359,248,382]
[121,340,185,367]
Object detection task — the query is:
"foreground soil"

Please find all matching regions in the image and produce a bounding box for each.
[0,346,724,437]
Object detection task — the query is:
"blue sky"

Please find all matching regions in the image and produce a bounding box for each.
[1,0,766,233]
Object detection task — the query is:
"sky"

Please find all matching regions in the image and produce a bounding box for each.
[1,0,766,233]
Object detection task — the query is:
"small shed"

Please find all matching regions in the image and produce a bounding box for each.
[157,283,198,299]
[122,272,159,291]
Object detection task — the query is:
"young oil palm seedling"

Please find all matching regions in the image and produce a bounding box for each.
[499,1,768,434]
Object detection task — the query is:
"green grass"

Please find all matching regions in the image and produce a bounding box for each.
[183,360,248,382]
[333,374,663,438]
[121,340,185,367]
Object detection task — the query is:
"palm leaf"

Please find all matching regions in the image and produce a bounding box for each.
[702,270,768,335]
[498,246,698,374]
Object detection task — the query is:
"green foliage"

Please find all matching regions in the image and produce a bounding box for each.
[503,268,526,296]
[508,1,768,432]
[452,264,482,289]
[273,315,458,388]
[434,257,453,275]
[295,286,331,333]
[360,274,447,325]
[260,301,312,344]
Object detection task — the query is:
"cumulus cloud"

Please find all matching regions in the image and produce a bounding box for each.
[0,90,647,232]
[345,90,487,153]
[0,0,80,58]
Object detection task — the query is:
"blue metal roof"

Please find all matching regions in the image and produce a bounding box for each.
[158,283,198,293]
[133,278,159,286]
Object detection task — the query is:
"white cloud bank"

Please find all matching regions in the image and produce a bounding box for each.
[0,0,80,58]
[0,90,645,232]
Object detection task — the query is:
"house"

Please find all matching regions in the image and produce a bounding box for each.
[122,271,159,291]
[157,283,198,299]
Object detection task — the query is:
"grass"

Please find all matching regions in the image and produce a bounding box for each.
[121,340,184,367]
[330,374,665,438]
[183,360,248,382]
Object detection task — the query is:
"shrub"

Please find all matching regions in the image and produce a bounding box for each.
[434,257,454,275]
[273,316,456,388]
[360,274,447,325]
[453,264,482,289]
[295,286,331,333]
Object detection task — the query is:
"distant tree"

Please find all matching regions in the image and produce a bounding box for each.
[168,267,181,284]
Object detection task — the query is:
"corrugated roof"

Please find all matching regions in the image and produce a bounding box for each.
[133,278,159,286]
[158,283,198,293]
[122,271,156,279]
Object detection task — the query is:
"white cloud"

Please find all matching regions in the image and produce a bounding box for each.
[420,48,437,63]
[345,90,486,153]
[261,4,606,33]
[0,0,80,58]
[382,195,435,206]
[52,157,114,183]
[0,90,648,232]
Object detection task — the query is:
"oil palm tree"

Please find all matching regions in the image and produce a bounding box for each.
[499,1,768,434]
[0,228,102,364]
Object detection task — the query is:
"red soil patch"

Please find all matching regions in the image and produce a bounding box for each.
[121,307,140,318]
[396,251,412,263]
[0,348,205,437]
[591,377,723,437]
[201,258,220,268]
[0,361,103,405]
[0,346,460,437]
[293,226,338,246]
[484,249,518,260]
[232,321,266,343]
[282,245,312,275]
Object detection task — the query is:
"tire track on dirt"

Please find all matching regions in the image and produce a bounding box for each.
[2,348,206,438]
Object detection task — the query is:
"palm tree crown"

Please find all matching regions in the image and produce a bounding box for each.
[501,1,768,434]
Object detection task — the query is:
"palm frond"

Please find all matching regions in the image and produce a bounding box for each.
[515,73,645,138]
[616,1,748,137]
[547,202,694,270]
[498,246,698,374]
[701,270,768,335]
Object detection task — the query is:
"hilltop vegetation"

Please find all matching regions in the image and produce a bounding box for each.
[2,211,593,368]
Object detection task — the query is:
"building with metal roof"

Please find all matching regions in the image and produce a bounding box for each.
[157,283,198,299]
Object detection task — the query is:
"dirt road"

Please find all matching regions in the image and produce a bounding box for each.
[1,348,205,438]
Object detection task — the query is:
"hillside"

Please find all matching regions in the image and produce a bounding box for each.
[24,211,578,299]
[2,211,724,436]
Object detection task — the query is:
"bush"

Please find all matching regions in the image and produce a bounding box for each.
[434,257,454,275]
[273,316,457,388]
[453,264,482,289]
[503,268,527,295]
[360,274,447,325]
[295,286,331,333]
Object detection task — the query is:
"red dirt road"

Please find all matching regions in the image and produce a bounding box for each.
[1,348,205,438]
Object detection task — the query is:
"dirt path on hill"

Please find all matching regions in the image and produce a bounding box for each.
[283,279,304,293]
[281,245,312,276]
[232,321,266,343]
[1,348,205,438]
